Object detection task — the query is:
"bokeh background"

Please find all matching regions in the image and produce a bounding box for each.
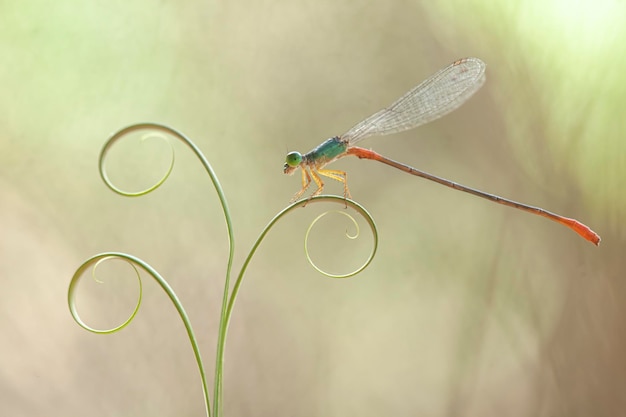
[1,0,624,416]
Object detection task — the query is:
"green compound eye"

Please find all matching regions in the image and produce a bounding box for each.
[285,151,302,167]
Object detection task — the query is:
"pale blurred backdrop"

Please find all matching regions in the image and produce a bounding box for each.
[1,0,624,416]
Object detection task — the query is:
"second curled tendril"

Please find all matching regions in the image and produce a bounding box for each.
[68,252,212,414]
[99,123,177,197]
[300,197,378,278]
[68,253,143,334]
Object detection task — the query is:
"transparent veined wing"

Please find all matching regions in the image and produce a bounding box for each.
[341,57,486,144]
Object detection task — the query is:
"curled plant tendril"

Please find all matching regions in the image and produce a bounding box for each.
[69,254,142,333]
[305,209,372,278]
[224,197,378,332]
[99,125,175,197]
[68,252,211,415]
[223,196,377,355]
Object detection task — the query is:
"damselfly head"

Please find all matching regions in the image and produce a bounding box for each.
[284,151,302,174]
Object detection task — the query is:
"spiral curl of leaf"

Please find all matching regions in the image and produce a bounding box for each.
[68,252,212,416]
[68,254,141,333]
[223,195,378,335]
[99,126,174,196]
[304,208,375,278]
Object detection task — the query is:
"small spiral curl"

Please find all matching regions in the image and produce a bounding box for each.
[68,254,143,333]
[304,206,376,278]
[98,123,177,197]
[234,196,378,282]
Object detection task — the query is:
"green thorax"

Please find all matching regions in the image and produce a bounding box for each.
[303,136,348,166]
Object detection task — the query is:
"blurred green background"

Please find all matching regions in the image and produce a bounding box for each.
[1,0,625,416]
